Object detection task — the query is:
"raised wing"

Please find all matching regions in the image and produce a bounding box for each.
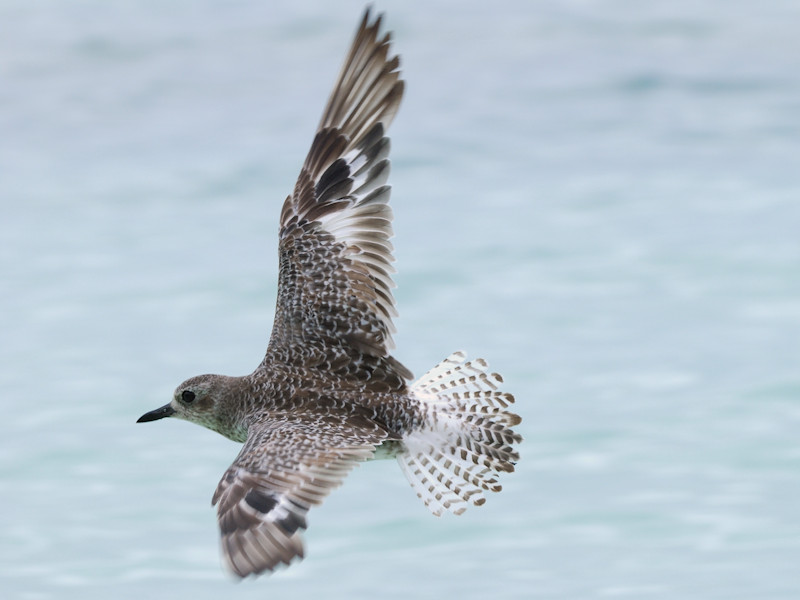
[212,411,392,576]
[262,9,411,390]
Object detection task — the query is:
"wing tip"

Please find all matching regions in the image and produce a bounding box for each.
[221,529,306,578]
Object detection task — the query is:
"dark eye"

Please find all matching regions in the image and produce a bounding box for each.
[181,390,196,403]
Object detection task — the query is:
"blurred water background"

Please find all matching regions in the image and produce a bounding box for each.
[2,1,799,598]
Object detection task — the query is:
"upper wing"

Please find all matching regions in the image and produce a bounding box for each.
[262,9,411,389]
[212,411,392,577]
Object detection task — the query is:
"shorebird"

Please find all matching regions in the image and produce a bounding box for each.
[138,8,522,577]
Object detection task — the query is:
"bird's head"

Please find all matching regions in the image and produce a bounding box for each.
[137,374,247,441]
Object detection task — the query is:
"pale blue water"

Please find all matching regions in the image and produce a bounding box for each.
[2,1,800,598]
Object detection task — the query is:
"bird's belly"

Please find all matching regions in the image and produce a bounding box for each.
[372,440,403,460]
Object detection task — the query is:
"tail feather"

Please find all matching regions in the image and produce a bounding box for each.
[398,351,522,516]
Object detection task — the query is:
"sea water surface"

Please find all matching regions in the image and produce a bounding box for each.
[2,1,800,598]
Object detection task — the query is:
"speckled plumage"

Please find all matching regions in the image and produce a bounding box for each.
[138,9,522,578]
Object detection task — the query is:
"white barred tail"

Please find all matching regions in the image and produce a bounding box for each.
[398,352,522,516]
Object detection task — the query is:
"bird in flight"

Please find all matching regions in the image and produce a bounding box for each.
[138,8,522,578]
